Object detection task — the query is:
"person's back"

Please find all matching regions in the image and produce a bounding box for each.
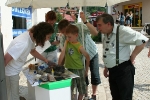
[125,12,130,26]
[120,12,125,25]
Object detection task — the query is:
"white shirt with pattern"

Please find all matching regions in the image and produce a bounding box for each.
[103,24,149,68]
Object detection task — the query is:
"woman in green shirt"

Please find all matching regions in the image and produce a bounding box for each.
[38,11,60,64]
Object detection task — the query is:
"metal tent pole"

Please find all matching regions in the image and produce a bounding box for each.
[0,31,8,100]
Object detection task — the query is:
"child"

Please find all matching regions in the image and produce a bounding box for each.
[4,22,54,100]
[58,24,90,100]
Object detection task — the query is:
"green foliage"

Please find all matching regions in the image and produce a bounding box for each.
[86,7,106,14]
[91,32,102,42]
[56,13,63,23]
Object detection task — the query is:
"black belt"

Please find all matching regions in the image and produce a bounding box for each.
[108,60,131,72]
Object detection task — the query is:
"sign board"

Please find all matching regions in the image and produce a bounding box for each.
[12,7,32,18]
[12,29,27,37]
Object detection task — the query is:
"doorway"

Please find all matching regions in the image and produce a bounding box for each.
[124,2,142,27]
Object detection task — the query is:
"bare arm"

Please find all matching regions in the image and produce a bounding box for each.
[130,43,147,64]
[4,53,13,66]
[79,46,90,76]
[30,49,48,63]
[80,12,98,36]
[148,47,150,57]
[58,41,67,65]
[51,41,60,45]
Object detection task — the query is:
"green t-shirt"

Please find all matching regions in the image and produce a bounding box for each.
[65,41,83,69]
[44,23,58,52]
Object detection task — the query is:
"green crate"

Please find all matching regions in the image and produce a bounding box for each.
[39,79,71,90]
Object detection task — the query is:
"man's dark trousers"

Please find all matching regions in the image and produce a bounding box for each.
[108,60,135,100]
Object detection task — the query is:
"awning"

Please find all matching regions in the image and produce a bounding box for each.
[5,0,130,8]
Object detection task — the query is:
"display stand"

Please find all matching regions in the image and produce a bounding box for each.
[23,68,78,100]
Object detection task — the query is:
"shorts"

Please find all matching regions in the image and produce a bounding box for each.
[68,69,86,95]
[86,53,101,85]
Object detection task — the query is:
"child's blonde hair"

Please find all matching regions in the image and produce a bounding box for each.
[65,24,79,35]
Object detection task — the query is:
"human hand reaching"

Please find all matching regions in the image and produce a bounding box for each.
[47,61,56,67]
[80,12,86,23]
[148,50,150,57]
[103,67,109,78]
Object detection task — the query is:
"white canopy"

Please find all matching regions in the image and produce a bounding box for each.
[5,0,130,8]
[69,0,129,7]
[6,0,68,8]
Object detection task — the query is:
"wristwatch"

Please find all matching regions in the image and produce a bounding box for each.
[84,21,88,24]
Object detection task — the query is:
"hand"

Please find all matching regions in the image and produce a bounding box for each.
[80,12,86,22]
[148,51,150,57]
[48,61,56,67]
[85,70,88,77]
[103,67,109,78]
[51,41,60,45]
[44,59,49,64]
[130,55,136,64]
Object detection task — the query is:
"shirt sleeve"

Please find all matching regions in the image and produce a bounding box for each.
[119,26,149,46]
[75,22,90,35]
[7,42,27,60]
[60,35,66,47]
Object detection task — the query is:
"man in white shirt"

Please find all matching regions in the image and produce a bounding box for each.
[93,13,149,100]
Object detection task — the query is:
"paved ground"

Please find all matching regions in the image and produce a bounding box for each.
[19,40,150,100]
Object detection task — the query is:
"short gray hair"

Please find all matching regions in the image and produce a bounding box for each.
[96,13,114,26]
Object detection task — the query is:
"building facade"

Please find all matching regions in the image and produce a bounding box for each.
[112,0,150,27]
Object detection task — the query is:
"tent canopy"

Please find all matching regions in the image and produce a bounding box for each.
[5,0,130,8]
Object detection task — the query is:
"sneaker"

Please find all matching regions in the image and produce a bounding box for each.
[20,96,26,100]
[84,96,89,100]
[89,95,96,100]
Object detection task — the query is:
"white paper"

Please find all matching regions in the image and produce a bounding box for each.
[35,40,51,54]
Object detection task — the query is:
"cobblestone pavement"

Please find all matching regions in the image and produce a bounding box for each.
[19,40,150,100]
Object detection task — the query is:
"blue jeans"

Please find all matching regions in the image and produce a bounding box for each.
[86,53,101,85]
[120,21,125,25]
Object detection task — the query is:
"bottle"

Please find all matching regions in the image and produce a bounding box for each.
[51,68,54,76]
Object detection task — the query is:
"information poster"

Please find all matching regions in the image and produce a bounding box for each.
[12,7,32,38]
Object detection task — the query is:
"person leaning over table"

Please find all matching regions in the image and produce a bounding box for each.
[58,12,101,100]
[37,11,59,64]
[91,13,149,100]
[4,22,54,100]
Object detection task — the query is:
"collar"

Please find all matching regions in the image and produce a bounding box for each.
[112,23,118,34]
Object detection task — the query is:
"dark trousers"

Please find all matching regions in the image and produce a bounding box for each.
[108,60,135,100]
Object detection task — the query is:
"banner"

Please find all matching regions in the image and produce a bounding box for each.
[12,7,32,18]
[13,29,27,37]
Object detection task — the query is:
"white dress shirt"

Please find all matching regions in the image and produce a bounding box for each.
[103,24,149,68]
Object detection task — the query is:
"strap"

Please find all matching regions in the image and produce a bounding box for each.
[116,25,120,66]
[0,32,4,54]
